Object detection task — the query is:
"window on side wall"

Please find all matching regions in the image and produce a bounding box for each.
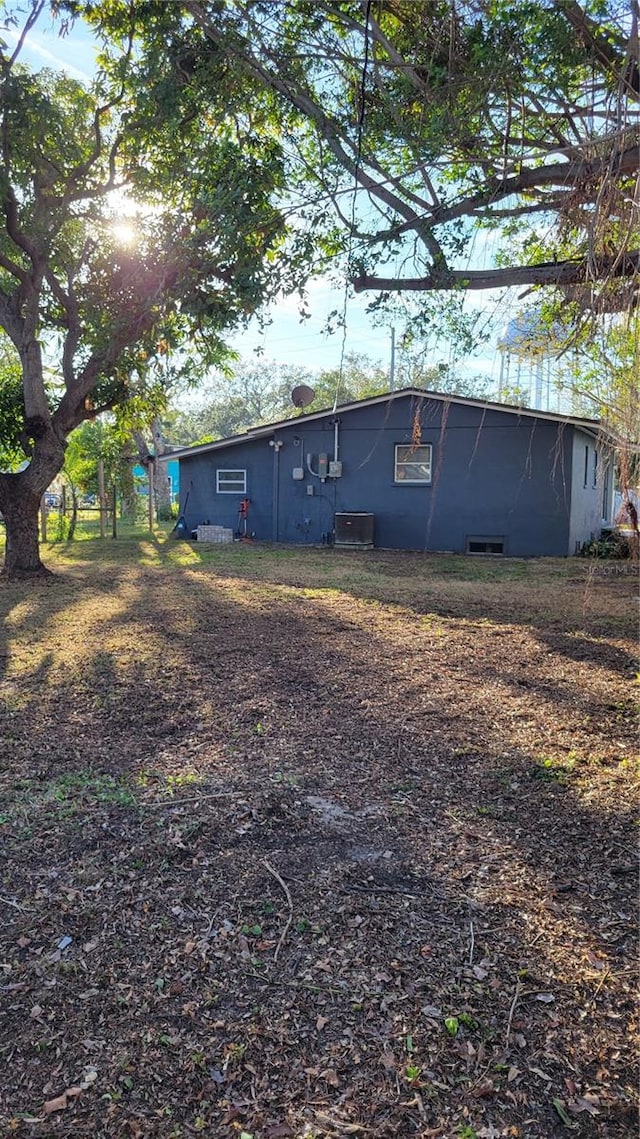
[216,469,246,493]
[602,461,610,521]
[394,444,432,483]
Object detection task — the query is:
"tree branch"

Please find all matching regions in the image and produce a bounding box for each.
[1,180,40,267]
[0,0,47,78]
[352,251,640,294]
[43,267,81,387]
[427,144,640,230]
[187,2,447,264]
[553,0,639,100]
[0,250,28,284]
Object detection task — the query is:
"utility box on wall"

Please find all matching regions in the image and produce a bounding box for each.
[334,512,374,549]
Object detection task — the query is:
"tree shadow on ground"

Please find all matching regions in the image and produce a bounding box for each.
[0,554,636,1138]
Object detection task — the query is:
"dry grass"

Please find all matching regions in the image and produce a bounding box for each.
[0,534,637,1138]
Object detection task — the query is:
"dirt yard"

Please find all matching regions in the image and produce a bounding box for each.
[0,538,637,1139]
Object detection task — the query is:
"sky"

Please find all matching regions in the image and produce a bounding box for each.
[4,7,542,401]
[2,8,97,82]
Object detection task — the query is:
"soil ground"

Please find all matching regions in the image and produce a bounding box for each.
[0,535,638,1139]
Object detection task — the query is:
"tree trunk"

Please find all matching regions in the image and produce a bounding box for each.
[0,429,66,578]
[0,483,48,578]
[151,419,172,520]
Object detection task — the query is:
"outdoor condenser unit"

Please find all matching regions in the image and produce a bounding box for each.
[334,512,374,549]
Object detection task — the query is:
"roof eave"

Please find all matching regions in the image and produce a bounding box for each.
[159,387,607,462]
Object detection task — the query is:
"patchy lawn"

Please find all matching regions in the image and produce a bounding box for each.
[0,536,638,1139]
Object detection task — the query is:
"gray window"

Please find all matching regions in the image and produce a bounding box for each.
[216,469,246,493]
[394,444,432,483]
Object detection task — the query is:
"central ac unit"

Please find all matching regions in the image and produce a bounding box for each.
[334,512,374,548]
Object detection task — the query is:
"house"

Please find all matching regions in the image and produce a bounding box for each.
[132,458,180,502]
[163,388,616,556]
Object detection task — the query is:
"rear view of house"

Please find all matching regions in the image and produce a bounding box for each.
[165,389,615,557]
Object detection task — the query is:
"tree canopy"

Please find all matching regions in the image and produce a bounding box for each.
[167,354,390,442]
[90,0,637,318]
[0,0,308,573]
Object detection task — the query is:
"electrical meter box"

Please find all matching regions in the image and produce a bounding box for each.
[328,460,342,478]
[292,467,304,480]
[318,453,329,478]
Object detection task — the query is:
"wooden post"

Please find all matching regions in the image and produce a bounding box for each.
[98,460,106,538]
[148,459,155,531]
[111,484,118,538]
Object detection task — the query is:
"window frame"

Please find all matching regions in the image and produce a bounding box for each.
[216,468,247,494]
[394,443,433,485]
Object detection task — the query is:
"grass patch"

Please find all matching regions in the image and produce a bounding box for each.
[5,770,139,821]
[531,756,576,784]
[4,527,633,638]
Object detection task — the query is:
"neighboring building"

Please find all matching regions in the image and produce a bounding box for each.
[132,459,180,501]
[162,388,616,556]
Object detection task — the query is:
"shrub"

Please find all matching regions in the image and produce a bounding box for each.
[581,529,630,559]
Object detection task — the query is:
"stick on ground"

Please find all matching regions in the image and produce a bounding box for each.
[0,896,25,913]
[505,978,523,1048]
[264,859,293,963]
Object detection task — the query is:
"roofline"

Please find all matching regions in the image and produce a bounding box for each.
[159,387,608,461]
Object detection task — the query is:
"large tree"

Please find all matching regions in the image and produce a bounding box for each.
[0,1,300,576]
[96,0,637,316]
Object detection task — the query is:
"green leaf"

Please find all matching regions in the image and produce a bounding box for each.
[552,1098,576,1128]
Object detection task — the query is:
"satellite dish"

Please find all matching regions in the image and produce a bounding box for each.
[291,384,315,410]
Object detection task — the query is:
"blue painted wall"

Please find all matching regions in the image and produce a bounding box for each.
[180,437,274,538]
[178,393,602,555]
[133,459,180,500]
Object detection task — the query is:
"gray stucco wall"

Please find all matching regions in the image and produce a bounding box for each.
[568,429,612,554]
[177,394,600,556]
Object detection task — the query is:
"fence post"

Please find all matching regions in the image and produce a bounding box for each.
[39,496,47,542]
[148,459,155,532]
[98,460,106,538]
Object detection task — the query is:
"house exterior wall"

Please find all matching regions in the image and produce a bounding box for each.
[568,429,612,553]
[177,394,604,556]
[180,437,274,538]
